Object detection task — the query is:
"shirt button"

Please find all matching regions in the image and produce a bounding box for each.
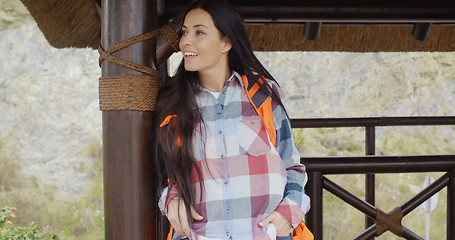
[218,130,222,135]
[226,232,230,236]
[224,180,228,184]
[226,206,230,210]
[251,121,255,126]
[221,155,225,159]
[218,111,222,114]
[223,90,227,94]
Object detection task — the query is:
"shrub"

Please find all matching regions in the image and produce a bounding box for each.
[1,206,58,240]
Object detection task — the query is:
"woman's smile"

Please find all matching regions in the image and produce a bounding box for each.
[182,51,199,61]
[179,8,230,75]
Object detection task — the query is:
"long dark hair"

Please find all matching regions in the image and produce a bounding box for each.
[154,0,286,224]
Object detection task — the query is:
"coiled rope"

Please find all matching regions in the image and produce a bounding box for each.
[98,25,179,111]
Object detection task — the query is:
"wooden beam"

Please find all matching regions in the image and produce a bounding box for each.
[165,0,455,24]
[163,0,455,52]
[100,0,159,239]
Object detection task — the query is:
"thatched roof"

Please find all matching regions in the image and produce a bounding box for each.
[20,0,100,49]
[20,0,455,52]
[246,25,455,52]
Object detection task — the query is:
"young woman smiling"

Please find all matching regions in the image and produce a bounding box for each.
[154,1,310,239]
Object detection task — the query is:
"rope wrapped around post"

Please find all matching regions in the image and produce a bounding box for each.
[98,25,179,111]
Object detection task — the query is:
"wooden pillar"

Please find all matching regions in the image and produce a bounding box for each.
[100,0,159,239]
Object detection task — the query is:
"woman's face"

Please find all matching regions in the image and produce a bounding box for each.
[179,8,231,74]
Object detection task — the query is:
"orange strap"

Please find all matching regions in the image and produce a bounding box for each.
[167,179,178,189]
[160,114,177,127]
[160,114,182,148]
[241,75,277,147]
[167,226,174,240]
[292,222,314,240]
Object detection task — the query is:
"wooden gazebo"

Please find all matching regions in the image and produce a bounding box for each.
[19,0,455,239]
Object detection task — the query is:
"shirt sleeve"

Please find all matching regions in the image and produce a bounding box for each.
[158,185,179,216]
[269,80,311,225]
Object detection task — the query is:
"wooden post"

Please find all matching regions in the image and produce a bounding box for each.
[305,171,323,240]
[365,126,375,238]
[448,169,455,240]
[100,0,159,239]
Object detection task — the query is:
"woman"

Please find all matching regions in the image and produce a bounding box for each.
[154,1,310,239]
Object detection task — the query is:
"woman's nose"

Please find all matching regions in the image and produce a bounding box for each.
[180,34,192,46]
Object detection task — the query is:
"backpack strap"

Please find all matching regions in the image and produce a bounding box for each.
[241,74,277,147]
[160,114,182,148]
[167,226,174,240]
[242,75,314,239]
[292,222,314,240]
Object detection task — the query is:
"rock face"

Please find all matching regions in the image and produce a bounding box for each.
[1,20,101,194]
[1,19,455,195]
[0,0,31,30]
[254,52,455,118]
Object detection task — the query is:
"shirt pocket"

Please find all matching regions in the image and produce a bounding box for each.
[238,119,271,156]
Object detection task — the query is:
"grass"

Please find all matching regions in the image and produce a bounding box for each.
[0,137,104,240]
[293,125,453,239]
[0,136,22,193]
[293,127,365,157]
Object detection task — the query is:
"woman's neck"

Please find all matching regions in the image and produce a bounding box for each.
[198,68,231,93]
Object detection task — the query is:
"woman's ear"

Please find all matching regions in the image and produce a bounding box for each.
[223,37,232,52]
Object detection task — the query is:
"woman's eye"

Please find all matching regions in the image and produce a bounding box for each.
[180,30,188,36]
[196,30,205,35]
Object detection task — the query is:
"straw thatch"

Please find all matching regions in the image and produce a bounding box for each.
[18,0,455,52]
[247,25,455,52]
[20,0,100,49]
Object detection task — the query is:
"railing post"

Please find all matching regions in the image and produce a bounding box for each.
[448,168,455,240]
[365,126,376,235]
[306,171,323,240]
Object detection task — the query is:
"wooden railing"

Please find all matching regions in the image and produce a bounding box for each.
[291,116,455,240]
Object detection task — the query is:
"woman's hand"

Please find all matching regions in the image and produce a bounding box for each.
[258,211,292,237]
[167,197,203,239]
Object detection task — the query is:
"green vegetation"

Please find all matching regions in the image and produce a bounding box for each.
[1,206,59,240]
[293,125,453,239]
[0,137,104,240]
[294,127,365,157]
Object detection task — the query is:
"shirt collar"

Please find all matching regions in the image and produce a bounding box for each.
[230,71,244,87]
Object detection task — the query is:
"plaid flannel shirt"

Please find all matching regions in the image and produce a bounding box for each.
[159,71,310,240]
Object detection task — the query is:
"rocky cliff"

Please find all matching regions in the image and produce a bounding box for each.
[1,19,101,194]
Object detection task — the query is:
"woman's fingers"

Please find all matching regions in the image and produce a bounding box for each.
[258,211,292,237]
[191,205,204,221]
[178,199,192,238]
[258,211,273,227]
[167,198,189,237]
[167,197,203,239]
